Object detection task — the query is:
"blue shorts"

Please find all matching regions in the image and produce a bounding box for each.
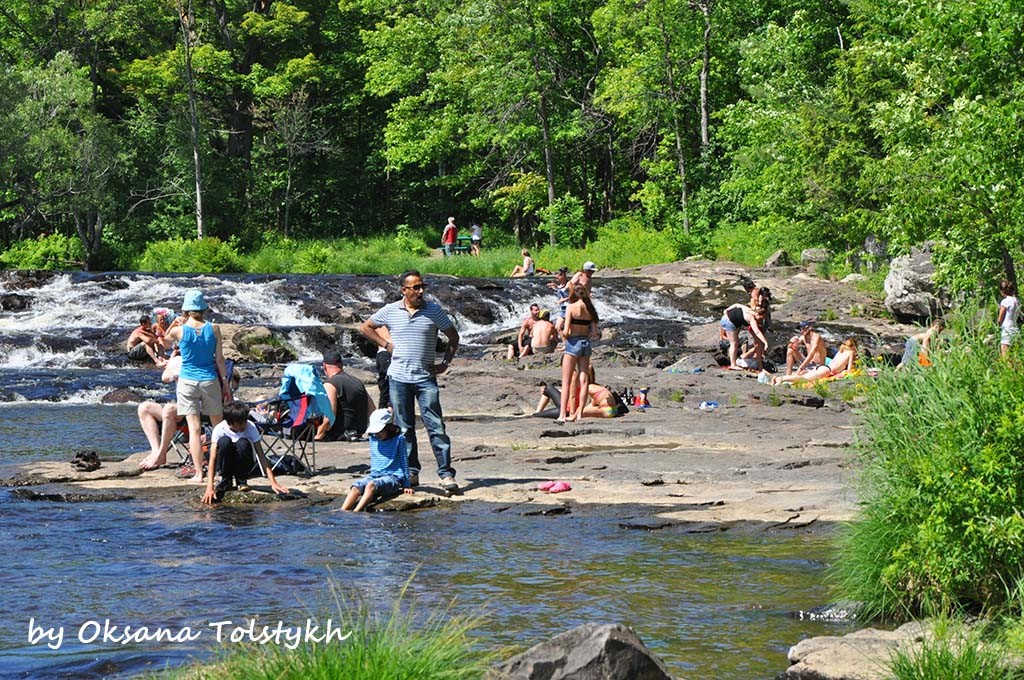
[720,316,737,333]
[351,474,403,498]
[565,335,592,357]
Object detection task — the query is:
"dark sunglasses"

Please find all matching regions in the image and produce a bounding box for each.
[404,283,426,291]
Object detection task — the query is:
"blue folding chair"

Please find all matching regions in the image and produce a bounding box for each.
[256,363,333,474]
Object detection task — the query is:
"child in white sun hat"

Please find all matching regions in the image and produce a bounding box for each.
[339,409,414,511]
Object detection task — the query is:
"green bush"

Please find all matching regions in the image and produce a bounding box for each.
[135,237,243,273]
[834,315,1024,618]
[394,223,431,257]
[0,233,85,269]
[541,194,590,248]
[709,216,804,266]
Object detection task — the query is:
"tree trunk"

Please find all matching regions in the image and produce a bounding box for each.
[177,0,204,239]
[698,1,712,152]
[74,210,103,271]
[537,91,557,246]
[284,154,294,237]
[999,240,1017,292]
[659,18,690,231]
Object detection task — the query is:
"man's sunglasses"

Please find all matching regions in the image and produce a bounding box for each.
[404,284,426,291]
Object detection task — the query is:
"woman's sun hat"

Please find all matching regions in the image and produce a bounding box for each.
[181,289,209,312]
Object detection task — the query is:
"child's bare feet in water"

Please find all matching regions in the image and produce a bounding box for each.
[139,452,166,470]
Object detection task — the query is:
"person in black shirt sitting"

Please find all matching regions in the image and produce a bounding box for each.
[316,350,373,441]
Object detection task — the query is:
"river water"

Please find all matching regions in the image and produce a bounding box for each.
[0,272,847,678]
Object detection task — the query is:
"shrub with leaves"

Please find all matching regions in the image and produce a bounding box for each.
[834,316,1024,618]
[0,233,85,269]
[135,237,243,273]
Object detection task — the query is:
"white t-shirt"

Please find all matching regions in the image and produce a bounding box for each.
[211,420,261,445]
[1001,295,1019,332]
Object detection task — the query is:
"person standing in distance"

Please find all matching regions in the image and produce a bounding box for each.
[360,270,461,493]
[441,217,458,257]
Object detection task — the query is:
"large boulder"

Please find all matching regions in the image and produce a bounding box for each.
[490,623,676,680]
[221,325,297,363]
[765,249,793,268]
[883,243,944,322]
[780,622,928,679]
[801,249,831,265]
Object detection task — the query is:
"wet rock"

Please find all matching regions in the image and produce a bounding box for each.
[0,293,32,311]
[456,298,497,326]
[619,520,675,531]
[223,325,297,363]
[219,488,298,504]
[10,485,134,502]
[765,249,793,268]
[489,622,676,680]
[300,301,362,324]
[522,505,571,516]
[102,388,145,404]
[0,269,58,290]
[884,243,945,322]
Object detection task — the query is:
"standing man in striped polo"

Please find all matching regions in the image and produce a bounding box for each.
[360,270,461,494]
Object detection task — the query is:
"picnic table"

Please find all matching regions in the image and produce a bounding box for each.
[453,235,473,254]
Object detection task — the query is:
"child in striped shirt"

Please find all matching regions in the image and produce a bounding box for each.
[340,409,413,511]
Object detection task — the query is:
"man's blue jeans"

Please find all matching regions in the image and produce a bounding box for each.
[390,378,454,479]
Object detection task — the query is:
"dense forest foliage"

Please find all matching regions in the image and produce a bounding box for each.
[0,1,1021,286]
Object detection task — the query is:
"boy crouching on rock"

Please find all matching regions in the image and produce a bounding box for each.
[202,401,289,504]
[340,408,413,511]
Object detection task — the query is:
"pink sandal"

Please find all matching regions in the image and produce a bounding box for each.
[549,481,572,493]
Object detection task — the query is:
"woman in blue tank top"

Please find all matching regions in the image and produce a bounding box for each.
[164,289,230,483]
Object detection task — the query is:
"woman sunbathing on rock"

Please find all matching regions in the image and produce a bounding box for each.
[773,338,859,386]
[533,367,628,419]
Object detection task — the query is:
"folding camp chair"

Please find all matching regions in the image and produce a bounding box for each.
[256,363,334,474]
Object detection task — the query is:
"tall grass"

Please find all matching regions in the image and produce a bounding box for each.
[888,619,1020,680]
[174,586,493,679]
[833,314,1024,619]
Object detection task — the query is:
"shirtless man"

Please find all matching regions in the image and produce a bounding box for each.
[507,303,541,359]
[126,315,166,366]
[570,261,597,294]
[530,310,557,354]
[795,321,827,372]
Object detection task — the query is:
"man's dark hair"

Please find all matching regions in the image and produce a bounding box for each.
[139,315,151,325]
[223,401,250,426]
[399,269,422,287]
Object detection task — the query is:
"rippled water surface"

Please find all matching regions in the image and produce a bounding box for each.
[1,406,847,679]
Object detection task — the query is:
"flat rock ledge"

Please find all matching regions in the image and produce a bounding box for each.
[778,620,1024,679]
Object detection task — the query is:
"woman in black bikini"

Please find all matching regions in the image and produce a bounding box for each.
[557,283,599,422]
[720,303,769,370]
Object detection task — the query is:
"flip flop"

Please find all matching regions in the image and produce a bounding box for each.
[548,481,572,493]
[538,481,558,491]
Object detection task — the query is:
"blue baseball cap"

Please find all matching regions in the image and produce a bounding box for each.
[181,289,209,312]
